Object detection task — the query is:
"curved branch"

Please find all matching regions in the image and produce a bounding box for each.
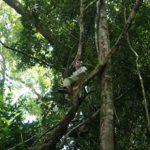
[3,0,24,15]
[85,0,97,11]
[124,7,150,130]
[31,123,59,147]
[3,0,55,45]
[45,1,143,149]
[7,135,36,150]
[0,40,51,66]
[72,0,85,66]
[127,35,150,130]
[108,0,143,59]
[39,88,89,150]
[7,0,143,149]
[82,0,143,86]
[59,108,100,148]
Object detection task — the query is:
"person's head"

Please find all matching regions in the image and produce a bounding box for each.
[74,60,82,69]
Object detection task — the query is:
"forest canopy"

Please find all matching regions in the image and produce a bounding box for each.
[0,0,150,150]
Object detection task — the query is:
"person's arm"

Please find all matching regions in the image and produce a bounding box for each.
[76,66,87,77]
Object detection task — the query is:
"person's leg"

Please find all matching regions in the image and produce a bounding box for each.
[59,76,79,94]
[63,78,71,88]
[58,78,71,94]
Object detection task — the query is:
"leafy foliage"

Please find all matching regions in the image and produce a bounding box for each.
[0,0,149,150]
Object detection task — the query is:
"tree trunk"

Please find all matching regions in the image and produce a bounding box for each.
[0,52,6,99]
[96,1,114,150]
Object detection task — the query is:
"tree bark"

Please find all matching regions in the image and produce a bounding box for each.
[0,52,6,99]
[96,1,114,150]
[41,88,84,150]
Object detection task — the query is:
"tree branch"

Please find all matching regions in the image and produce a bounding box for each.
[3,0,55,45]
[125,25,150,131]
[123,7,150,130]
[108,0,143,59]
[39,88,89,150]
[12,76,41,98]
[72,0,85,66]
[128,36,150,130]
[0,40,51,67]
[54,90,109,149]
[58,83,131,146]
[95,0,101,54]
[85,0,97,11]
[31,123,59,147]
[81,0,143,86]
[44,106,79,150]
[3,0,24,15]
[7,0,143,149]
[7,135,36,150]
[114,86,136,101]
[44,1,143,149]
[59,108,100,148]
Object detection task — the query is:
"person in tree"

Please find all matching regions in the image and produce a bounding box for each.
[59,60,87,94]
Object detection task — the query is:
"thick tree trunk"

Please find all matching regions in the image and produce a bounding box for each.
[99,62,114,150]
[96,1,114,150]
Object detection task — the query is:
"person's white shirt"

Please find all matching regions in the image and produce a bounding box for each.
[71,66,87,78]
